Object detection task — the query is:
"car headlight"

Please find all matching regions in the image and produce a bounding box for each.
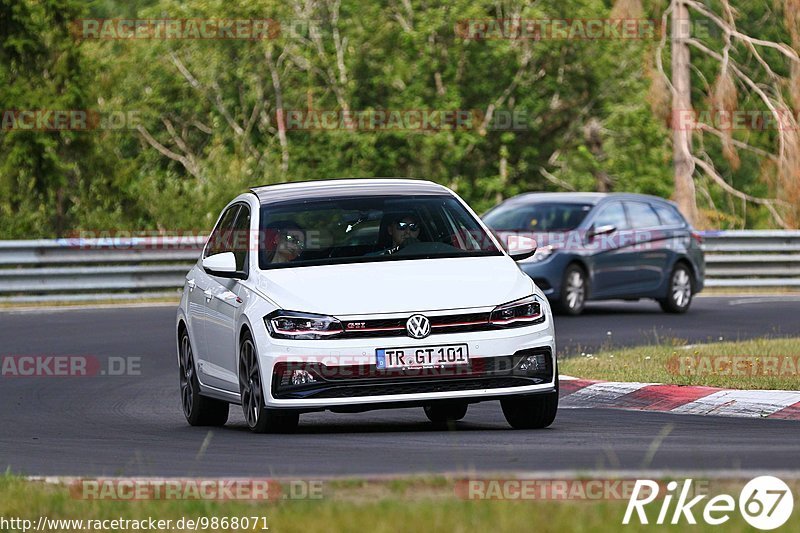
[264,311,344,340]
[490,295,545,327]
[518,244,556,263]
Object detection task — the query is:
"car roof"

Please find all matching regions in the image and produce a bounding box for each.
[499,192,674,207]
[250,178,451,205]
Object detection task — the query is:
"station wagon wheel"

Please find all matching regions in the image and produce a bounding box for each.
[239,332,300,434]
[556,264,587,315]
[659,263,694,314]
[178,328,229,426]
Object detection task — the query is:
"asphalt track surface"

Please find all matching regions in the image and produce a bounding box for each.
[1,296,799,477]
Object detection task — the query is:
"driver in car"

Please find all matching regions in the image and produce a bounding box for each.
[263,221,306,264]
[377,214,421,255]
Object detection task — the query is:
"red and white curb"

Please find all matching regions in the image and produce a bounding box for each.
[559,376,800,420]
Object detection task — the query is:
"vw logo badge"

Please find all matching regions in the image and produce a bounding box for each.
[406,314,431,339]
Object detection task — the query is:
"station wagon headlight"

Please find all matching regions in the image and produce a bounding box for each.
[265,311,344,340]
[518,244,555,263]
[490,296,545,327]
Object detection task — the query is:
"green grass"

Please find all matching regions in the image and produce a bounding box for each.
[0,475,786,532]
[561,337,800,390]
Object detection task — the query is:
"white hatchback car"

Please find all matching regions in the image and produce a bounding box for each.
[176,179,558,432]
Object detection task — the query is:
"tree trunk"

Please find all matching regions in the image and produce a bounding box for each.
[584,118,613,192]
[671,0,699,225]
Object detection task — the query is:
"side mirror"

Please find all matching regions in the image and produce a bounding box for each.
[587,224,616,241]
[202,252,245,279]
[505,233,538,261]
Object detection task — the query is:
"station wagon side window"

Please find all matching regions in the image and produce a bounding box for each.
[652,203,685,227]
[592,202,629,230]
[624,202,661,229]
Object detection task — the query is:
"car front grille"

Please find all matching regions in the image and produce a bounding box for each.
[271,347,554,400]
[339,309,542,338]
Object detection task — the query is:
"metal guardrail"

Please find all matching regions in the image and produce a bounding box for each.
[0,238,205,302]
[0,231,798,302]
[700,230,800,288]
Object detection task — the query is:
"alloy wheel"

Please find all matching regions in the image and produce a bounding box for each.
[671,268,692,308]
[565,270,585,310]
[179,334,194,418]
[239,338,262,428]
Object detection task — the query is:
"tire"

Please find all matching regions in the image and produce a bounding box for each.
[555,264,587,315]
[179,329,229,427]
[424,401,468,425]
[501,391,558,429]
[659,263,694,313]
[239,332,299,434]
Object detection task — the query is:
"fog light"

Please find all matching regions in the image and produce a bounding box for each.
[518,354,547,374]
[290,369,316,385]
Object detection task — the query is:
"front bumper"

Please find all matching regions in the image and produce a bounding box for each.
[255,319,556,409]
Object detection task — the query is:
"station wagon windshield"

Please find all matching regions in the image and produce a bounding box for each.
[258,195,502,269]
[484,203,593,231]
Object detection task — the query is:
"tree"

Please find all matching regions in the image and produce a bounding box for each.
[658,0,799,228]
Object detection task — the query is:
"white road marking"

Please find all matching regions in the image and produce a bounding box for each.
[671,390,800,418]
[561,382,655,408]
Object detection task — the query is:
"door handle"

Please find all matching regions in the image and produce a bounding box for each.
[187,279,196,291]
[214,291,243,306]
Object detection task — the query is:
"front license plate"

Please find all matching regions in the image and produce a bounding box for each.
[376,344,470,370]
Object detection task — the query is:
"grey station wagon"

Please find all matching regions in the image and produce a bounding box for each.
[483,193,705,315]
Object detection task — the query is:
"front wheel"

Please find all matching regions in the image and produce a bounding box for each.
[179,330,229,427]
[555,264,587,315]
[659,263,694,313]
[239,333,299,433]
[501,391,558,429]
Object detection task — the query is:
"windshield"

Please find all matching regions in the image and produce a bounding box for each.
[483,202,592,231]
[258,195,501,269]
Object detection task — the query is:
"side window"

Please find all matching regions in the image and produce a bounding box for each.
[205,205,240,259]
[593,202,629,230]
[653,203,685,227]
[625,202,661,229]
[231,205,250,272]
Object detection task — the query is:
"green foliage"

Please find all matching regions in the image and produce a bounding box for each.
[0,0,791,237]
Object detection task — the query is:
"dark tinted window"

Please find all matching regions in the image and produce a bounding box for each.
[231,206,250,271]
[653,203,685,226]
[205,205,241,258]
[593,202,629,230]
[625,202,661,229]
[259,195,501,269]
[483,203,592,231]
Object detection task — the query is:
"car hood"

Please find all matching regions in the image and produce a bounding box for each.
[256,255,532,316]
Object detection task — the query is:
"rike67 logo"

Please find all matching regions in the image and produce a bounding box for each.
[624,476,794,530]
